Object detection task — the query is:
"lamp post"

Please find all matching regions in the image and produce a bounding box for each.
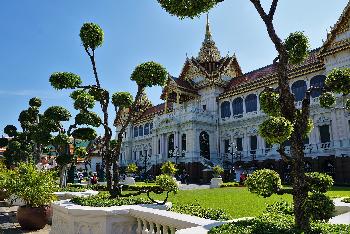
[138,152,151,179]
[168,146,185,165]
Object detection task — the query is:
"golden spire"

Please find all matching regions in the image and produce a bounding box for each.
[197,13,221,63]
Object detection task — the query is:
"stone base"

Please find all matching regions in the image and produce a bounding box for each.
[122,177,136,185]
[54,190,99,200]
[210,178,223,188]
[5,195,25,206]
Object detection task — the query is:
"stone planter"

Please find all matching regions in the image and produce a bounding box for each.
[50,200,223,234]
[5,194,26,206]
[210,177,223,188]
[122,176,136,185]
[17,205,52,230]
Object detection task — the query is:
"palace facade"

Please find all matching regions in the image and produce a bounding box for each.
[118,3,350,184]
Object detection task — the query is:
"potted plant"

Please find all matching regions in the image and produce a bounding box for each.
[210,165,224,188]
[3,163,57,230]
[124,163,138,185]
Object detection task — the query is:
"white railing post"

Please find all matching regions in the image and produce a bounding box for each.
[137,218,142,234]
[156,223,161,234]
[163,225,169,234]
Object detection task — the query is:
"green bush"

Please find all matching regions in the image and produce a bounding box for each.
[170,203,231,221]
[209,212,350,234]
[220,182,240,188]
[126,163,138,174]
[259,117,293,145]
[71,192,152,207]
[245,169,282,198]
[79,23,104,50]
[303,193,335,221]
[123,184,160,192]
[341,197,350,203]
[319,92,336,108]
[156,174,178,194]
[3,163,57,207]
[285,32,310,65]
[161,161,178,176]
[305,172,333,193]
[259,90,280,117]
[265,201,294,216]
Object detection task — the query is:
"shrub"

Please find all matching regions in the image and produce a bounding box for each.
[155,174,178,194]
[285,32,310,65]
[126,163,138,174]
[3,163,57,207]
[341,197,350,203]
[305,172,333,193]
[259,90,280,117]
[303,193,335,221]
[161,161,178,176]
[170,203,231,221]
[259,117,293,144]
[220,182,240,188]
[212,165,224,177]
[265,201,294,216]
[79,23,104,50]
[319,92,336,108]
[245,169,282,198]
[123,184,160,192]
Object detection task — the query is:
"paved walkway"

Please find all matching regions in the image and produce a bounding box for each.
[0,202,50,234]
[329,198,350,224]
[179,183,210,190]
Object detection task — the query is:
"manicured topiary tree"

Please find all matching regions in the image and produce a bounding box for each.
[49,22,168,197]
[156,0,349,230]
[161,161,178,176]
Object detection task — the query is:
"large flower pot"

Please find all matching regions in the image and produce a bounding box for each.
[16,205,52,230]
[210,177,223,188]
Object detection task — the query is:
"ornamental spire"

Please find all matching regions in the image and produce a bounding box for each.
[198,13,221,63]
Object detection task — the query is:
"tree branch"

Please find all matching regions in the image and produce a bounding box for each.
[277,145,292,163]
[268,0,279,19]
[249,0,268,21]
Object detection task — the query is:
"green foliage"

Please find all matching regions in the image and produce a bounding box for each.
[346,99,350,111]
[326,68,350,95]
[52,133,69,145]
[31,128,53,145]
[44,106,71,122]
[88,87,108,102]
[73,92,95,110]
[71,192,152,207]
[70,89,86,100]
[29,97,42,107]
[170,203,231,221]
[319,92,336,108]
[71,128,97,141]
[265,201,294,216]
[79,23,104,50]
[49,72,82,90]
[2,163,57,207]
[8,140,21,151]
[341,197,350,203]
[157,0,221,19]
[56,154,72,166]
[74,146,87,158]
[131,61,168,88]
[126,163,138,174]
[0,137,8,148]
[220,182,240,188]
[161,161,178,176]
[123,184,160,192]
[259,90,280,117]
[303,193,335,221]
[245,169,282,198]
[209,212,350,234]
[285,32,310,65]
[155,174,179,194]
[212,165,224,177]
[4,125,17,137]
[75,111,101,127]
[305,172,333,193]
[112,92,133,108]
[305,118,314,137]
[259,117,293,144]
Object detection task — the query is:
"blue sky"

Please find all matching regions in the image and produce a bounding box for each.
[0,0,348,136]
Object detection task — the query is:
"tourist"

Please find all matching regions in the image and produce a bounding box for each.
[90,173,98,185]
[36,156,57,170]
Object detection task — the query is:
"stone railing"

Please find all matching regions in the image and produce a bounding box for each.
[50,200,225,234]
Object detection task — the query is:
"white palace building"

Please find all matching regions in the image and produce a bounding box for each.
[117,3,350,184]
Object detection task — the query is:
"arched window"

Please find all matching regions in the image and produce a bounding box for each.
[139,125,143,137]
[220,101,231,118]
[232,97,243,117]
[291,80,307,102]
[310,75,326,98]
[144,123,150,135]
[133,126,138,138]
[199,131,210,160]
[181,134,187,154]
[245,94,257,113]
[168,134,174,158]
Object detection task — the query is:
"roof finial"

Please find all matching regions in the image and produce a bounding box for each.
[205,13,212,41]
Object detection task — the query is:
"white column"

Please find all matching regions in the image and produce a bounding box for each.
[229,100,233,117]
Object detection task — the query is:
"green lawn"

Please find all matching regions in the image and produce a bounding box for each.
[142,186,350,219]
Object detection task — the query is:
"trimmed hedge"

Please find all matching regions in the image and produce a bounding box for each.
[170,203,231,221]
[342,197,350,203]
[220,182,240,188]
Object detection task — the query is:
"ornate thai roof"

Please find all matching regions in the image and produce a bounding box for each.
[319,1,350,56]
[220,48,324,99]
[197,14,221,63]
